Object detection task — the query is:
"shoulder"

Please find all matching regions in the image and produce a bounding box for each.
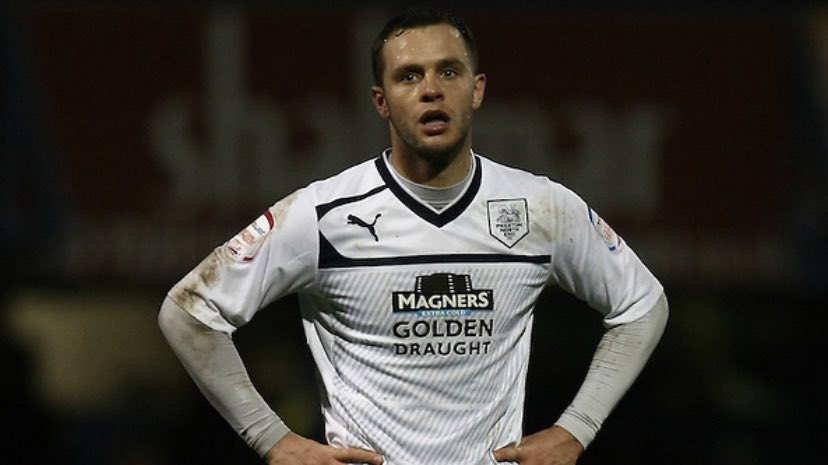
[259,157,383,232]
[302,156,386,207]
[476,152,579,200]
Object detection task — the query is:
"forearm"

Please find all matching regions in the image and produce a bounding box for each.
[555,292,668,448]
[158,296,290,457]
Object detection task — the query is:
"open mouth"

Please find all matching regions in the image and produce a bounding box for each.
[419,110,450,134]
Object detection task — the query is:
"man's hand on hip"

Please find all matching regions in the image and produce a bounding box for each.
[493,426,584,465]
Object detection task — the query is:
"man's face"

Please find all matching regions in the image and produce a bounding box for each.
[372,24,486,161]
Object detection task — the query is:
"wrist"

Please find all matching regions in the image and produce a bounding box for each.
[254,420,292,458]
[552,415,593,450]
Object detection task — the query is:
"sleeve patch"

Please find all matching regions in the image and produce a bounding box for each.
[588,208,624,252]
[224,210,275,262]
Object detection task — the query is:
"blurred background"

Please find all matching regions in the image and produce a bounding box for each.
[2,1,826,464]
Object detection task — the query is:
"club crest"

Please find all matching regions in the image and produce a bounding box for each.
[487,198,529,248]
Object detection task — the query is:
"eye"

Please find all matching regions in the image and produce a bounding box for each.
[400,71,420,82]
[443,68,459,78]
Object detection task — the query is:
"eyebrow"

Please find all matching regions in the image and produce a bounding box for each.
[436,57,467,70]
[392,57,469,74]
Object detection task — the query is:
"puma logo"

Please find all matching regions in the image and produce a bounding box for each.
[347,213,382,241]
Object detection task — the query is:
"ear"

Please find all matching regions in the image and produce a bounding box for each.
[372,85,390,119]
[472,73,486,110]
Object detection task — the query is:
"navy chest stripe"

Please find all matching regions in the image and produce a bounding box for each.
[316,185,388,219]
[374,156,482,228]
[318,233,549,269]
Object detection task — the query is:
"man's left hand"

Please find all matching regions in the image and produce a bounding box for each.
[492,426,583,465]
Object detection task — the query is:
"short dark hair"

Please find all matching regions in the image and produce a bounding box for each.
[370,7,478,87]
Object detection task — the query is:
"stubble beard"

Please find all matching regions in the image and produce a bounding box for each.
[394,117,472,170]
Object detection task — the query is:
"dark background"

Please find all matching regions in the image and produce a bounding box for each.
[2,1,826,464]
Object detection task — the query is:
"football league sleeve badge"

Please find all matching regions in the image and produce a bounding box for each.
[588,207,624,252]
[224,209,276,262]
[487,198,529,248]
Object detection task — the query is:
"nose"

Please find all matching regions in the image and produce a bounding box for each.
[420,73,444,102]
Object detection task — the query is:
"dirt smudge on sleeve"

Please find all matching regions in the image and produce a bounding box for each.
[169,249,225,314]
[269,190,298,231]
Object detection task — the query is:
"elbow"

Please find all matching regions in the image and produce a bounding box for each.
[158,297,172,338]
[158,295,183,341]
[650,292,669,341]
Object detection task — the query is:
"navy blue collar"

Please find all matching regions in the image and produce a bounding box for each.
[374,153,482,228]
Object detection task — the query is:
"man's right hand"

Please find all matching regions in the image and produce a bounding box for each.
[265,432,385,465]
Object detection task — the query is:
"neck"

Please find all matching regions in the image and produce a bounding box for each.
[389,145,472,187]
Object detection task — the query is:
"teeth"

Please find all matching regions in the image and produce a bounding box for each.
[422,113,447,123]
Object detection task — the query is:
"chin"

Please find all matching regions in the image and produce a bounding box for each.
[417,136,466,159]
[416,144,460,162]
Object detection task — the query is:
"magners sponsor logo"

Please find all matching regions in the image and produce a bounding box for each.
[391,273,495,357]
[392,273,493,317]
[392,319,493,356]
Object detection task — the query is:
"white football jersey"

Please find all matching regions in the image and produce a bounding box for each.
[170,151,662,465]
